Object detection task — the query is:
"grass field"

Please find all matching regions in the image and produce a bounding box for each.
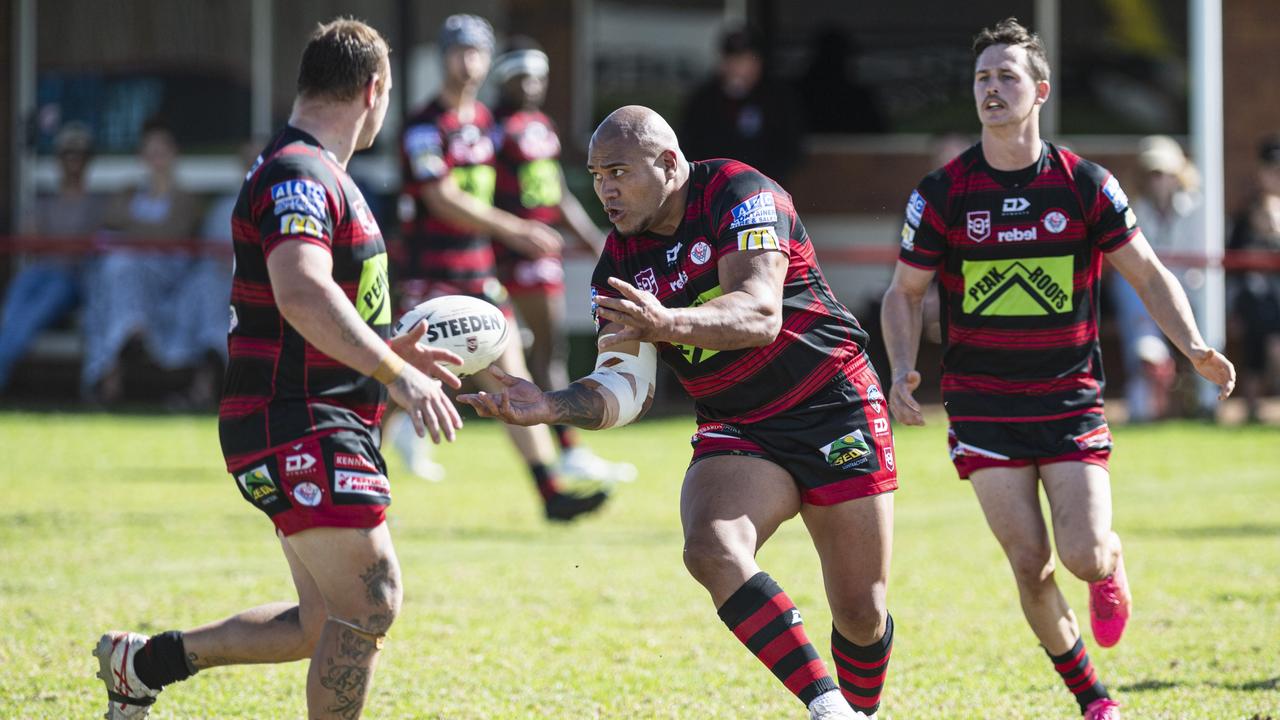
[0,410,1277,719]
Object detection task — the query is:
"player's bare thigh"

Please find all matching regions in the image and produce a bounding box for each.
[283,522,403,625]
[1040,461,1118,581]
[969,464,1055,579]
[680,454,802,605]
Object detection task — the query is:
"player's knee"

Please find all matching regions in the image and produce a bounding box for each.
[1007,545,1055,588]
[1058,542,1111,582]
[682,536,746,585]
[831,596,886,646]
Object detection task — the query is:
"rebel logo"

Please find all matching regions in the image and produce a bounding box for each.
[967,211,991,242]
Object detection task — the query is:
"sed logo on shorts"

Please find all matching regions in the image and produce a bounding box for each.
[820,430,873,470]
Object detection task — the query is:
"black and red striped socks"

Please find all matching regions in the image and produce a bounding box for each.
[1048,637,1110,713]
[529,462,561,500]
[716,572,838,706]
[832,613,893,716]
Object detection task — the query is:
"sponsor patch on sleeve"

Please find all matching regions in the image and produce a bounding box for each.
[900,223,916,251]
[1102,175,1129,213]
[405,124,447,180]
[727,191,778,229]
[280,212,324,239]
[271,179,328,220]
[736,226,782,251]
[905,190,926,227]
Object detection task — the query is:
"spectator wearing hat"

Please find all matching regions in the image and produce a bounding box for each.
[1110,135,1211,420]
[1227,135,1280,422]
[0,122,105,394]
[679,26,804,183]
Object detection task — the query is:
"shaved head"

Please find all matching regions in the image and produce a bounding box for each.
[591,105,681,157]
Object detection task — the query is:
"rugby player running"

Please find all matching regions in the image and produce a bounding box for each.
[95,19,462,719]
[462,105,896,720]
[881,18,1235,720]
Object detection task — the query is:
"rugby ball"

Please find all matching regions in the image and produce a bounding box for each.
[393,295,509,377]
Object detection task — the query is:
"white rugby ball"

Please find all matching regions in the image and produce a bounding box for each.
[393,295,509,377]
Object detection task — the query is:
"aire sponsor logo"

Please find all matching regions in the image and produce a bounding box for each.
[997,226,1038,243]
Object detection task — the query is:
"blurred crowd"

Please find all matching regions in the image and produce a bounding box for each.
[1,21,1278,422]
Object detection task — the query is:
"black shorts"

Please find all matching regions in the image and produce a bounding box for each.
[948,411,1112,479]
[689,355,898,505]
[227,429,391,536]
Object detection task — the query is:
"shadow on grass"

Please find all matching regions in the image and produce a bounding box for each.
[1117,678,1183,692]
[1214,676,1280,692]
[397,524,677,547]
[1129,523,1280,539]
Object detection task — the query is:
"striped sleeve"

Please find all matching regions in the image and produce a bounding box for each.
[1075,158,1141,253]
[257,158,337,257]
[709,166,795,258]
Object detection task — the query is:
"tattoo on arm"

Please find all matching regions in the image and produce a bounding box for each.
[548,383,608,430]
[326,302,362,346]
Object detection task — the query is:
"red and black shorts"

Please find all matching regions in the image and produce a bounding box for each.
[226,429,391,536]
[947,411,1113,480]
[396,277,516,320]
[495,249,565,296]
[689,359,898,505]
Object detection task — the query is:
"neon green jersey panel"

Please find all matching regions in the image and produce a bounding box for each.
[671,285,725,364]
[961,255,1074,316]
[356,253,390,325]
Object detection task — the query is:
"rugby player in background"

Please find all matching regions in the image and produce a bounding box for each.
[95,19,462,719]
[462,106,896,720]
[881,18,1235,720]
[396,14,612,520]
[490,37,636,485]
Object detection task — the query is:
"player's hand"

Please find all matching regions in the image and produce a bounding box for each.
[388,322,463,389]
[387,365,463,444]
[500,220,563,258]
[457,365,555,426]
[889,369,925,426]
[1191,347,1236,400]
[595,276,674,349]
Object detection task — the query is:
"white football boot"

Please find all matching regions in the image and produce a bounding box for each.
[387,410,446,481]
[94,632,161,719]
[808,690,870,720]
[558,446,637,484]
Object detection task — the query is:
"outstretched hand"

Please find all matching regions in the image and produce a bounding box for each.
[457,365,554,426]
[388,322,463,389]
[594,276,674,350]
[1191,348,1236,400]
[888,370,925,426]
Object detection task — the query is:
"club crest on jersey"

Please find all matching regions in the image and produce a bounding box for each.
[293,482,323,507]
[728,191,777,229]
[866,384,884,413]
[634,267,658,295]
[905,190,925,227]
[690,241,712,265]
[1042,209,1068,234]
[967,210,991,242]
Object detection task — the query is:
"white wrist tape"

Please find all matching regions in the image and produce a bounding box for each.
[583,342,657,428]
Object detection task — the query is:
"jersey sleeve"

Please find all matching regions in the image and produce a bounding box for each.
[897,171,949,270]
[709,166,795,259]
[589,233,625,334]
[257,158,338,257]
[402,121,450,184]
[1075,159,1142,253]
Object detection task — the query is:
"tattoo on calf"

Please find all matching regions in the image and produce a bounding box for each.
[320,658,368,720]
[549,384,608,430]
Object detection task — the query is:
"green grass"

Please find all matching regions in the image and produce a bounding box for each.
[0,411,1277,719]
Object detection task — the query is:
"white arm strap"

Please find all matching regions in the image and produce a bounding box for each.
[582,342,657,428]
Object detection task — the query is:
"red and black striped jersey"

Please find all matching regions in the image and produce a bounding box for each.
[897,142,1141,423]
[220,125,391,469]
[591,159,870,423]
[399,98,500,293]
[493,107,563,227]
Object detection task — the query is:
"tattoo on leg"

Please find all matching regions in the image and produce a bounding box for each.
[360,559,395,606]
[320,659,368,720]
[338,627,375,661]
